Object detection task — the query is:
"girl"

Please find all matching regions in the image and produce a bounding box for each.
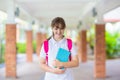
[40,17,79,80]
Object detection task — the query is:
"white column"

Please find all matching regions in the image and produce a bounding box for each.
[39,24,47,34]
[5,0,17,77]
[26,20,33,31]
[7,0,15,24]
[96,14,105,24]
[80,21,87,31]
[94,8,106,78]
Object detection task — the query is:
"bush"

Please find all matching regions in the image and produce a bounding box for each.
[87,24,95,51]
[17,41,37,53]
[32,41,36,53]
[106,32,120,59]
[17,42,26,53]
[0,44,5,63]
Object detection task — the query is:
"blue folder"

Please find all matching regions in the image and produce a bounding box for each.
[56,48,70,62]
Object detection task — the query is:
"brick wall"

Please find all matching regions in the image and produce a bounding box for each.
[94,24,106,78]
[26,31,33,62]
[36,32,42,56]
[42,33,47,41]
[79,30,87,62]
[5,24,17,77]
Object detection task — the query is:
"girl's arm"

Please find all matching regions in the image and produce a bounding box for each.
[40,57,66,74]
[53,54,79,68]
[40,57,53,72]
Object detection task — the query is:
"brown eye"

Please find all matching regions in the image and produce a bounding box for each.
[54,27,58,30]
[55,28,58,30]
[54,26,59,30]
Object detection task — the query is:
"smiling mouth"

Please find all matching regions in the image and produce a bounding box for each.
[57,34,61,35]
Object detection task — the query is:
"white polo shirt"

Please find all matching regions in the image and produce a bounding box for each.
[40,37,77,80]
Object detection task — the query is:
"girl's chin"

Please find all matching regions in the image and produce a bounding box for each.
[55,35,62,38]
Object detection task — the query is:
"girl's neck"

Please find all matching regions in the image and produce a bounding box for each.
[53,36,64,41]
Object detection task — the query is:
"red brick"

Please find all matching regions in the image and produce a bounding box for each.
[36,32,42,56]
[94,24,106,78]
[5,24,17,78]
[78,30,87,62]
[26,31,33,62]
[41,33,47,41]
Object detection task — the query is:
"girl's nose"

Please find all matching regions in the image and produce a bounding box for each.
[57,29,61,33]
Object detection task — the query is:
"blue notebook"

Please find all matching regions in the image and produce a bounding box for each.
[56,48,70,62]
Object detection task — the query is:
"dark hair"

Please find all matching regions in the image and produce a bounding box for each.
[51,17,66,29]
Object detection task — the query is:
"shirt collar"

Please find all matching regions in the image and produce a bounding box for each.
[51,36,66,44]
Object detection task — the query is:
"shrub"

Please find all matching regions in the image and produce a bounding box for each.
[17,42,26,53]
[106,32,120,59]
[0,44,5,63]
[17,41,37,53]
[32,41,36,53]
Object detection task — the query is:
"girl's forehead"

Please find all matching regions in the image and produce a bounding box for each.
[54,23,63,28]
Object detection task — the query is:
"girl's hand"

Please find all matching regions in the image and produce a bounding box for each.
[52,59,62,67]
[52,67,66,74]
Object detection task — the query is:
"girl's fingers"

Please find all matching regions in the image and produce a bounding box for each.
[53,67,66,74]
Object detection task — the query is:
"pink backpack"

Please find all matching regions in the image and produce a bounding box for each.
[43,39,72,64]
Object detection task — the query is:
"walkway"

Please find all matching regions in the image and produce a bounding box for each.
[0,54,120,80]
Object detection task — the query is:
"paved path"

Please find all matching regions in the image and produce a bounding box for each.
[0,54,120,80]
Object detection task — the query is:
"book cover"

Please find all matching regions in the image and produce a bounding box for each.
[56,48,70,62]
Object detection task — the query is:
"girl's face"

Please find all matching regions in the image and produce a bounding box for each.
[52,24,65,39]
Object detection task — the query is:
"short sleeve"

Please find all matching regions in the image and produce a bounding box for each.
[39,44,46,59]
[71,43,77,57]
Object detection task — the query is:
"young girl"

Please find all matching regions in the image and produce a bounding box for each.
[39,17,79,80]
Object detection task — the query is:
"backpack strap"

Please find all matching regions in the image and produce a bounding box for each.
[67,39,72,51]
[67,39,72,61]
[43,40,49,64]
